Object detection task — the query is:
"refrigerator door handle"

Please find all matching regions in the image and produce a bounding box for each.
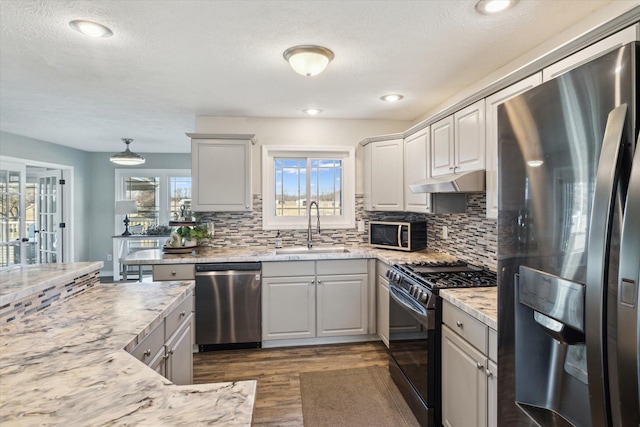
[617,132,640,426]
[585,103,628,427]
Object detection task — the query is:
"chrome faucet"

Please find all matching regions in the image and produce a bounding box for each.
[307,201,321,249]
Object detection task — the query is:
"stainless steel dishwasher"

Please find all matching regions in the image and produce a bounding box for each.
[195,262,261,351]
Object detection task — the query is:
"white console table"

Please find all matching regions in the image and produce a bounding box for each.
[112,235,169,281]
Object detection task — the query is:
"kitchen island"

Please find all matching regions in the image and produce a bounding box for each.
[0,270,256,426]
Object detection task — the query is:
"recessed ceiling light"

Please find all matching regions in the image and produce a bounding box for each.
[283,45,334,77]
[381,94,404,102]
[475,0,517,15]
[303,108,322,116]
[527,160,544,167]
[69,20,113,38]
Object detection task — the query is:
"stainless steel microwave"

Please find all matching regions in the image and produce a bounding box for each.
[369,221,427,252]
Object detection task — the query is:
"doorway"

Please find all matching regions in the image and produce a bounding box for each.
[0,156,73,268]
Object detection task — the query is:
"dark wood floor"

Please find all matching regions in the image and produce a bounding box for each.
[193,341,389,426]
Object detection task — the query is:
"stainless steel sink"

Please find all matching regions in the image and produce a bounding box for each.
[274,246,350,255]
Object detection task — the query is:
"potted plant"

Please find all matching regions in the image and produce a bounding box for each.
[175,225,211,246]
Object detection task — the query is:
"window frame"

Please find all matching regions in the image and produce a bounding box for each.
[114,169,191,234]
[262,146,355,230]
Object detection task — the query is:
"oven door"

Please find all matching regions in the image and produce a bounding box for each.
[388,284,437,424]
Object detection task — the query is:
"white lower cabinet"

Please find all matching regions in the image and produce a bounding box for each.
[441,300,497,427]
[376,260,390,348]
[262,275,316,340]
[130,291,194,385]
[262,260,369,342]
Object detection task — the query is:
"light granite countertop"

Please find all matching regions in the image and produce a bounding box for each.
[122,246,459,267]
[0,261,104,306]
[0,280,256,426]
[440,287,497,330]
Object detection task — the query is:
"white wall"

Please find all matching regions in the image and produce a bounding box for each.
[194,116,410,194]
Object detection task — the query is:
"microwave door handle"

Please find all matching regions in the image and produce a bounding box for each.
[398,226,402,248]
[585,103,627,427]
[617,132,640,426]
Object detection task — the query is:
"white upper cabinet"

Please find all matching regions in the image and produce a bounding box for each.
[189,134,256,212]
[431,99,486,177]
[485,73,542,219]
[404,128,432,213]
[431,115,455,177]
[364,137,404,211]
[543,24,639,82]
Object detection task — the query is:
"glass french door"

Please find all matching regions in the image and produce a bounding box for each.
[36,170,62,263]
[0,161,27,267]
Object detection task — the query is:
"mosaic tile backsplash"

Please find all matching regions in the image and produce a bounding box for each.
[198,193,497,271]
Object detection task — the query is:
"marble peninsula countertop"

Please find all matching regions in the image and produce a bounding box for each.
[0,280,256,426]
[0,261,104,307]
[440,287,497,330]
[122,245,460,266]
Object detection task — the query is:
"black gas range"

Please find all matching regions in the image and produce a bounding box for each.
[387,260,496,427]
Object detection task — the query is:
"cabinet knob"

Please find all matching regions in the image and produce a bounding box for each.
[449,166,455,170]
[168,349,174,355]
[485,368,493,378]
[171,271,176,276]
[476,362,484,370]
[246,205,250,209]
[179,310,186,317]
[456,320,463,328]
[143,349,151,357]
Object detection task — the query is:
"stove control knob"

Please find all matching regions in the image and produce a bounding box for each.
[419,292,428,303]
[385,270,391,279]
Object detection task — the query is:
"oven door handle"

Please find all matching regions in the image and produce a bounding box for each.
[389,284,433,328]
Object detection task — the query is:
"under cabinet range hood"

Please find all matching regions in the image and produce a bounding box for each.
[409,169,486,193]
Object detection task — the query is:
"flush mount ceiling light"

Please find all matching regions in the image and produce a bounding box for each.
[381,94,404,102]
[475,0,517,14]
[303,108,322,116]
[110,138,145,165]
[527,160,544,167]
[69,20,113,38]
[283,45,334,77]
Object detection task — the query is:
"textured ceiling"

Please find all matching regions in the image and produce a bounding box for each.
[0,0,623,153]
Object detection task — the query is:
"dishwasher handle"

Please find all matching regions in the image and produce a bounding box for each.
[195,262,261,273]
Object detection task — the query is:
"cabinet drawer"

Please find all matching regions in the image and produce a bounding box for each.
[166,292,194,340]
[262,261,315,277]
[131,321,165,365]
[317,259,367,275]
[442,300,488,353]
[153,264,195,281]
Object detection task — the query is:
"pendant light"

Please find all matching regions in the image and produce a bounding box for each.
[283,45,334,77]
[110,138,145,165]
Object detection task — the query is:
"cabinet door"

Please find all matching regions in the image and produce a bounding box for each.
[442,325,488,427]
[431,115,455,177]
[148,346,167,378]
[165,313,193,385]
[262,276,316,340]
[454,99,485,174]
[377,273,390,348]
[543,24,638,81]
[370,139,404,211]
[404,128,432,213]
[191,139,252,211]
[487,359,498,427]
[363,143,373,211]
[485,73,542,219]
[316,273,368,337]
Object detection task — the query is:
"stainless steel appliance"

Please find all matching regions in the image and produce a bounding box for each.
[369,221,427,251]
[195,262,261,351]
[387,261,497,426]
[497,42,639,426]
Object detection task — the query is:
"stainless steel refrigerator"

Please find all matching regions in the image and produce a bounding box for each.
[497,42,639,426]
